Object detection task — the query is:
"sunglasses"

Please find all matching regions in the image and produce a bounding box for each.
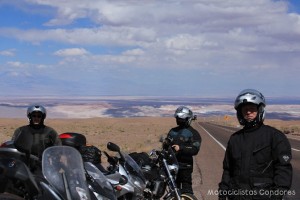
[32,114,42,118]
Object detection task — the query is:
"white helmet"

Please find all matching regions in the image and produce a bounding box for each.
[174,106,194,126]
[27,105,47,124]
[234,89,266,127]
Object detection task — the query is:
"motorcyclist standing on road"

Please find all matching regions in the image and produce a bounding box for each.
[12,105,61,159]
[164,106,202,195]
[218,89,293,200]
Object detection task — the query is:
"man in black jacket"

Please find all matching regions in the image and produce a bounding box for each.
[164,106,201,194]
[12,105,61,159]
[218,89,293,200]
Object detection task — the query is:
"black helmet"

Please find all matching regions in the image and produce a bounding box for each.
[174,106,194,127]
[59,133,87,148]
[234,89,266,127]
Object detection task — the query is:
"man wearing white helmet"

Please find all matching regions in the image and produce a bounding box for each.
[164,106,201,195]
[12,105,61,158]
[218,89,292,200]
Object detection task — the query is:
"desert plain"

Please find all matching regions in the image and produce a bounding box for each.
[0,117,299,200]
[1,116,299,151]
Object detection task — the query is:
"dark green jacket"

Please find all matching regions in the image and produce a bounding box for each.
[13,125,61,158]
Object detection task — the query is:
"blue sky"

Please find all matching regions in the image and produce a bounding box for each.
[0,0,300,98]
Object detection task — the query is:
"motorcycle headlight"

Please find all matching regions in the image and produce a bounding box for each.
[168,164,179,175]
[131,175,146,192]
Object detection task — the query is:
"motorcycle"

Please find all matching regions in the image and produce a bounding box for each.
[130,145,198,200]
[59,132,146,200]
[0,132,91,200]
[58,132,196,199]
[0,147,40,199]
[58,132,118,200]
[104,142,147,200]
[84,162,117,200]
[41,146,91,200]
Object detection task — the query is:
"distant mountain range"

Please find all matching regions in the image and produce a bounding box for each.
[0,97,300,120]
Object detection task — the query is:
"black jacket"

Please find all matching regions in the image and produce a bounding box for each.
[13,125,61,158]
[165,126,201,165]
[219,124,292,199]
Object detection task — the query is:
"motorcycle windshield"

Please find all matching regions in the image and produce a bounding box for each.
[42,146,90,200]
[123,153,146,184]
[84,162,117,200]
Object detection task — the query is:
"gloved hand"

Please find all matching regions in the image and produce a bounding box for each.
[162,137,172,150]
[162,141,169,150]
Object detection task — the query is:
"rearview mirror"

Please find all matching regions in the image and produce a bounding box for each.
[107,142,120,152]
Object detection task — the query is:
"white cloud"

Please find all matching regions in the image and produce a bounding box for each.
[7,71,31,77]
[8,71,20,77]
[1,0,299,59]
[3,0,294,71]
[0,27,156,47]
[36,64,48,69]
[7,61,24,67]
[1,0,300,96]
[54,48,89,57]
[122,48,145,56]
[0,49,15,56]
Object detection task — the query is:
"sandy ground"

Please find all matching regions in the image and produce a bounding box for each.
[0,117,176,152]
[0,117,299,199]
[1,117,299,146]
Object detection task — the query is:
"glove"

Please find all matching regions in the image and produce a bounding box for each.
[162,141,168,150]
[162,138,171,150]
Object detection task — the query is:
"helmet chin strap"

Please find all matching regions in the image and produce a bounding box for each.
[176,118,190,127]
[244,117,260,129]
[244,105,264,129]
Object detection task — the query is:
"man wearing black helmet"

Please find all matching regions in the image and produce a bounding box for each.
[164,106,201,195]
[218,89,292,200]
[12,105,61,158]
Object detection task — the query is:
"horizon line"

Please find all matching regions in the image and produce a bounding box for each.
[1,95,300,99]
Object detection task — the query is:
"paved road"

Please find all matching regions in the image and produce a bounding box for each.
[195,122,300,200]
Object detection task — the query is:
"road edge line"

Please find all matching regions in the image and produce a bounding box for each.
[197,123,226,151]
[292,148,300,152]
